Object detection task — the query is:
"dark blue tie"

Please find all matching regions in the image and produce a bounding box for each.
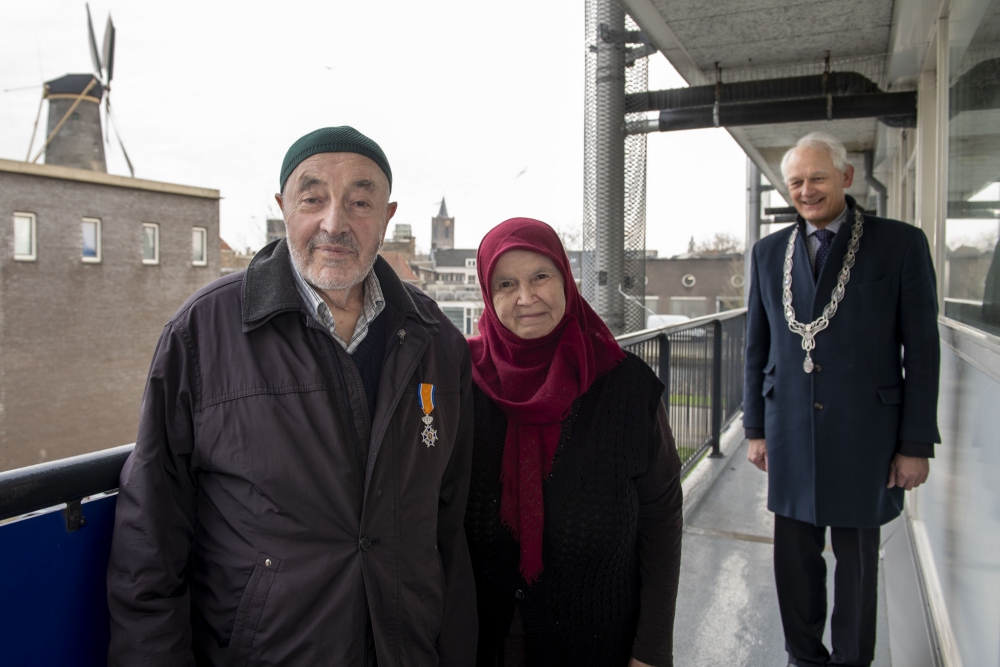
[814,229,835,281]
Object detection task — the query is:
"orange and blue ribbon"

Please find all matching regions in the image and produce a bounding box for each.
[418,383,436,417]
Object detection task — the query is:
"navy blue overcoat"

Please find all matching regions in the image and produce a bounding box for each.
[743,197,941,527]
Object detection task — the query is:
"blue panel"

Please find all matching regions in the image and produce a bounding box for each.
[0,495,117,666]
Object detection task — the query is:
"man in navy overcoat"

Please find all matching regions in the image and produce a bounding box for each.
[743,132,940,667]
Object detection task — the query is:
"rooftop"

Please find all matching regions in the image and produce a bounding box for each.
[0,159,220,200]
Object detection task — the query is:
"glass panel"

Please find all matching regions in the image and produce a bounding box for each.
[192,229,206,263]
[142,225,157,261]
[82,221,99,259]
[945,0,1000,335]
[441,307,464,331]
[14,215,33,257]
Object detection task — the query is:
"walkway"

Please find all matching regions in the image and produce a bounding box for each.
[672,438,894,667]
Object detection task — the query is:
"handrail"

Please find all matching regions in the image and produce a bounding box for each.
[0,308,750,523]
[616,309,747,473]
[616,307,747,347]
[0,444,134,522]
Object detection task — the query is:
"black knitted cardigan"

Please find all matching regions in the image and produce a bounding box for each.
[464,352,682,667]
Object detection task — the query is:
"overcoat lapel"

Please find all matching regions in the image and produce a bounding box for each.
[811,207,855,319]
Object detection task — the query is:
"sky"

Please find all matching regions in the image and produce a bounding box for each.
[0,0,750,258]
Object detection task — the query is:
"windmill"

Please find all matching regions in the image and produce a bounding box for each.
[26,3,134,176]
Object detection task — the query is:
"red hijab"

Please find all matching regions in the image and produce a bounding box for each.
[468,218,625,583]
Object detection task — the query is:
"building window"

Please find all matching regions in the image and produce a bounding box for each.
[681,274,697,288]
[943,0,1000,336]
[82,218,101,263]
[192,227,208,266]
[465,258,476,268]
[442,307,464,332]
[13,212,37,261]
[142,223,159,265]
[468,274,477,284]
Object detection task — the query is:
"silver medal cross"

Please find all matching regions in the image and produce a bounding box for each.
[421,415,438,447]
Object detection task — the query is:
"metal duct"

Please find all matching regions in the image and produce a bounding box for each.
[624,72,917,134]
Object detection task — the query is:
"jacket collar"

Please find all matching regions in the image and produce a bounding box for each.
[795,194,858,231]
[241,239,437,332]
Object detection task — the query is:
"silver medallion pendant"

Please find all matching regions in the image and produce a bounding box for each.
[421,424,438,447]
[783,209,864,374]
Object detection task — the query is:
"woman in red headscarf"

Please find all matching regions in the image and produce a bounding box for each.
[463,218,683,667]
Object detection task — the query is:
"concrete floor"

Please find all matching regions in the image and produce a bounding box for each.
[673,439,892,667]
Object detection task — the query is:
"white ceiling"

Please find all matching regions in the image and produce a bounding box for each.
[620,0,917,199]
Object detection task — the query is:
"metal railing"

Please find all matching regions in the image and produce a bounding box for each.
[0,309,748,523]
[617,308,747,474]
[0,308,746,666]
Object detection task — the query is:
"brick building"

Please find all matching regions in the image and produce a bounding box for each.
[0,159,220,470]
[645,254,745,318]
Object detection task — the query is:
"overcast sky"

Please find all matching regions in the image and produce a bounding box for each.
[1,0,751,257]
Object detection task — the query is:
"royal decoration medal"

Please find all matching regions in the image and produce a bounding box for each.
[418,383,438,447]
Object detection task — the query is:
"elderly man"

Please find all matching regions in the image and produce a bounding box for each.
[107,127,477,666]
[743,132,940,667]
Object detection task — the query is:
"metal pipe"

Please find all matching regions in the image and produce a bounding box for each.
[648,92,917,133]
[864,149,888,217]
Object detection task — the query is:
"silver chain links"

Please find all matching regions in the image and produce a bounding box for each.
[782,209,865,373]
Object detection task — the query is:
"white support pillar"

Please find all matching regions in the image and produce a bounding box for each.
[935,17,950,312]
[745,158,762,306]
[916,70,938,239]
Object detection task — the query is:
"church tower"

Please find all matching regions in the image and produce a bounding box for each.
[431,198,455,251]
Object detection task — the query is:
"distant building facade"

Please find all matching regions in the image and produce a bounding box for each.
[431,198,455,251]
[220,239,255,275]
[381,223,416,258]
[266,217,286,245]
[645,254,745,318]
[0,158,220,470]
[420,249,483,336]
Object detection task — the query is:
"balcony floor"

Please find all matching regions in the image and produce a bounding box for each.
[673,438,892,667]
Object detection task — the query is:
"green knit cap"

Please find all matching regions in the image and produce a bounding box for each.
[279,126,392,193]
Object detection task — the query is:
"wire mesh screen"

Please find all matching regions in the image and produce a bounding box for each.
[582,0,623,332]
[623,14,649,333]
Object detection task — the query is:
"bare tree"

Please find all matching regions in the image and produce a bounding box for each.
[557,225,583,251]
[693,232,744,255]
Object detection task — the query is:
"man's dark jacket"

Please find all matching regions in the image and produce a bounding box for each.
[107,240,477,666]
[743,196,941,527]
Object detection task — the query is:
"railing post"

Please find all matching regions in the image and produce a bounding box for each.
[657,333,670,406]
[710,319,723,458]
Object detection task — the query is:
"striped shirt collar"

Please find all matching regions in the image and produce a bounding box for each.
[805,203,849,238]
[290,260,385,354]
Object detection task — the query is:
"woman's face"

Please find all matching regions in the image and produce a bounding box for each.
[490,249,567,339]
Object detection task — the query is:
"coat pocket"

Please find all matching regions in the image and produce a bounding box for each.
[877,386,903,404]
[762,360,776,397]
[226,552,280,667]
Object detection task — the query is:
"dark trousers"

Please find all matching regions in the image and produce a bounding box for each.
[774,514,880,667]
